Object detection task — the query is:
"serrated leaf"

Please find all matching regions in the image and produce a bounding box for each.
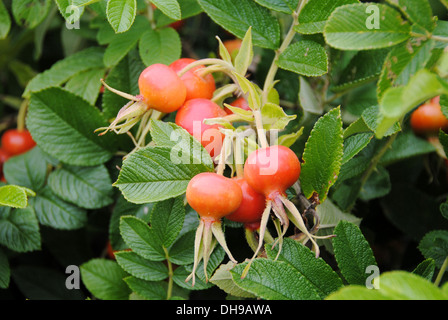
[324,3,411,50]
[64,67,106,105]
[253,0,299,14]
[24,47,105,98]
[124,277,167,300]
[151,0,181,20]
[209,261,256,298]
[386,0,435,32]
[119,216,165,261]
[412,259,435,281]
[266,238,343,298]
[47,164,114,209]
[12,0,52,29]
[300,107,343,201]
[0,185,35,208]
[115,251,168,281]
[27,87,117,166]
[377,39,435,101]
[333,220,377,285]
[342,132,374,165]
[197,0,280,49]
[296,0,359,34]
[0,207,41,253]
[30,186,87,230]
[327,271,448,300]
[277,40,328,77]
[106,0,137,33]
[81,259,131,300]
[334,49,389,92]
[114,146,212,204]
[149,197,185,249]
[139,27,181,66]
[418,230,448,268]
[3,147,47,191]
[103,17,149,68]
[230,259,321,300]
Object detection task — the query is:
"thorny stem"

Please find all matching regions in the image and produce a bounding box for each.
[435,256,448,287]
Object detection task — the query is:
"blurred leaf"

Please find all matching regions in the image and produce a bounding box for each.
[253,0,299,14]
[418,230,448,268]
[0,248,9,288]
[412,259,435,281]
[151,0,181,20]
[139,27,181,66]
[12,0,52,29]
[0,185,35,208]
[385,0,435,32]
[0,0,11,39]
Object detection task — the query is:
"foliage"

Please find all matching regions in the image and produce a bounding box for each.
[0,0,448,301]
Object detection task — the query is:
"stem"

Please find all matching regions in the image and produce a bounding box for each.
[435,256,448,287]
[347,133,398,212]
[431,35,448,43]
[234,136,244,178]
[145,0,156,29]
[177,58,235,77]
[17,99,29,131]
[101,79,140,101]
[163,247,173,300]
[261,0,304,105]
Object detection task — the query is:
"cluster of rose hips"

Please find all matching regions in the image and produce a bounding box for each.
[101,39,324,285]
[0,128,36,181]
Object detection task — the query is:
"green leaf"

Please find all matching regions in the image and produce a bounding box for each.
[149,197,185,249]
[106,0,137,33]
[299,76,322,114]
[377,39,435,101]
[103,17,149,68]
[24,47,105,98]
[154,0,202,28]
[0,185,35,208]
[0,207,41,252]
[412,259,435,281]
[209,261,256,298]
[30,186,87,230]
[0,248,10,288]
[277,40,328,77]
[296,0,359,34]
[12,0,52,29]
[47,164,113,210]
[64,67,106,105]
[101,49,145,120]
[0,0,11,39]
[266,238,344,298]
[234,27,253,76]
[151,0,181,20]
[327,271,448,300]
[230,259,321,300]
[418,230,448,268]
[114,146,212,204]
[334,49,389,92]
[167,230,195,265]
[149,120,214,169]
[261,102,297,131]
[115,251,168,281]
[197,0,281,49]
[3,147,47,191]
[324,3,411,50]
[300,107,344,201]
[81,259,131,300]
[253,0,299,14]
[332,220,377,285]
[139,27,181,67]
[342,133,374,165]
[124,277,167,300]
[359,165,391,201]
[27,87,117,166]
[119,216,165,261]
[386,0,435,32]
